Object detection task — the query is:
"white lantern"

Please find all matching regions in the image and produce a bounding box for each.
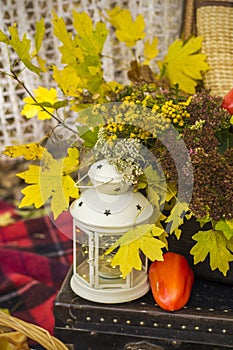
[70,159,154,303]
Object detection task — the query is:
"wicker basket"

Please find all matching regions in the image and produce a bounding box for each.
[183,0,233,97]
[0,0,185,154]
[0,311,68,350]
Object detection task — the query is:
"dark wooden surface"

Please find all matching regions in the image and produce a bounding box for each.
[54,267,233,350]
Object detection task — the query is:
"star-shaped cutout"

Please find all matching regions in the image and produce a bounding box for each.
[136,204,142,211]
[114,187,121,193]
[104,209,111,216]
[97,164,103,169]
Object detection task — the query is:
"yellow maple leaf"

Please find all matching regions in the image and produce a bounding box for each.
[165,201,190,237]
[61,147,80,174]
[107,7,145,47]
[215,219,233,240]
[105,224,166,278]
[17,148,80,219]
[33,18,47,72]
[143,37,159,65]
[21,87,58,120]
[52,11,107,95]
[190,229,233,276]
[106,6,123,29]
[53,66,83,97]
[8,24,43,75]
[52,12,84,67]
[160,36,210,94]
[72,11,108,56]
[3,142,45,160]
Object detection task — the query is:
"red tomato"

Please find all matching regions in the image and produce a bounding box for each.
[221,87,233,114]
[149,252,194,311]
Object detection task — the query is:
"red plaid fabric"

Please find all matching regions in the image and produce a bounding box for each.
[0,201,73,335]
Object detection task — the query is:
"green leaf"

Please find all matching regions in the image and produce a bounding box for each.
[53,100,68,109]
[190,229,233,276]
[77,125,99,148]
[8,24,42,74]
[196,216,211,228]
[147,185,160,207]
[0,29,9,43]
[144,165,167,205]
[77,107,105,127]
[215,219,233,240]
[35,18,45,53]
[52,11,107,94]
[137,173,148,190]
[105,224,166,278]
[52,12,82,67]
[72,12,108,55]
[215,129,233,153]
[34,100,68,109]
[165,182,177,202]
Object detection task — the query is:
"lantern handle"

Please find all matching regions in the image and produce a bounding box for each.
[74,173,113,188]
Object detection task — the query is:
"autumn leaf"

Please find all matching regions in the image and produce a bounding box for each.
[52,11,107,95]
[127,60,157,83]
[0,29,9,43]
[52,12,83,67]
[107,7,145,47]
[165,182,177,202]
[8,24,43,75]
[143,37,159,64]
[53,66,82,97]
[144,165,167,205]
[72,11,108,56]
[147,186,160,208]
[76,125,99,148]
[34,18,47,72]
[165,201,190,238]
[215,219,233,240]
[3,142,46,160]
[105,224,166,278]
[160,36,210,94]
[21,87,58,120]
[62,147,80,174]
[190,229,233,276]
[34,18,45,53]
[17,148,80,219]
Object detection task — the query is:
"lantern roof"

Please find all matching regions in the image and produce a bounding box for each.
[70,188,154,232]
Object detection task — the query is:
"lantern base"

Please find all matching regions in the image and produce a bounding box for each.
[70,273,150,303]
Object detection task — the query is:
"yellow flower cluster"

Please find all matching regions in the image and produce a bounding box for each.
[120,90,192,128]
[160,97,192,127]
[122,93,155,109]
[104,121,151,141]
[96,100,171,142]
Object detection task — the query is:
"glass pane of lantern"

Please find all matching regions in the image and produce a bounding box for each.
[96,233,130,288]
[74,225,94,286]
